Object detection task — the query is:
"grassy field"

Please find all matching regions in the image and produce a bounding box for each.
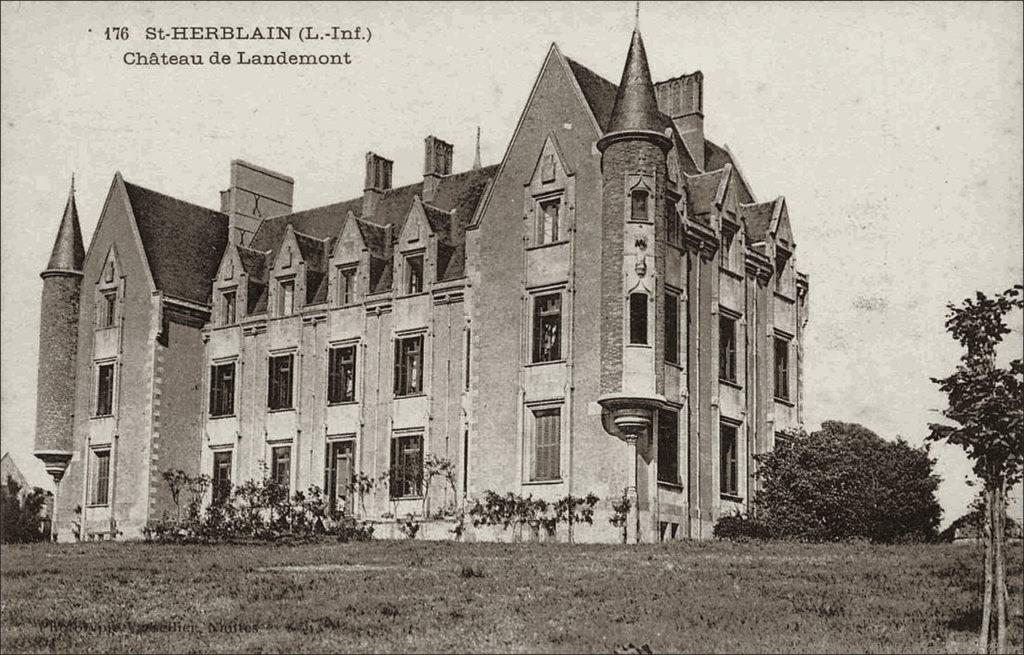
[1,539,1021,654]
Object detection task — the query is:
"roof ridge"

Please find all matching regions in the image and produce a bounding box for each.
[122,179,227,218]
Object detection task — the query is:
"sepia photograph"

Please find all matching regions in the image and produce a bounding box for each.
[1,1,1022,652]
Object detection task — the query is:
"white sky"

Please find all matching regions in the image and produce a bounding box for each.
[2,1,1022,523]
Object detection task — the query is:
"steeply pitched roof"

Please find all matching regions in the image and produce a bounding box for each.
[606,29,666,135]
[237,245,269,282]
[45,185,85,272]
[355,219,389,257]
[422,202,453,243]
[686,169,727,218]
[565,57,619,131]
[122,181,229,304]
[705,141,754,203]
[740,202,776,243]
[293,230,328,271]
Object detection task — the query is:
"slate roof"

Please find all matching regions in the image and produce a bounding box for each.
[685,169,727,218]
[605,30,666,135]
[46,186,86,272]
[740,202,776,243]
[705,142,754,204]
[123,181,229,304]
[293,230,328,271]
[237,245,269,282]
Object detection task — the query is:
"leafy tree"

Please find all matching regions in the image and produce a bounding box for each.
[749,421,942,543]
[0,475,50,544]
[927,285,1023,654]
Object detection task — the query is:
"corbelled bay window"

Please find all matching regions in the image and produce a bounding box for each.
[394,335,424,397]
[209,362,236,417]
[532,293,562,363]
[328,345,357,403]
[267,354,294,410]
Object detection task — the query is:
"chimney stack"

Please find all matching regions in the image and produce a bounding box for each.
[363,152,393,217]
[423,135,453,202]
[220,160,294,246]
[655,72,705,170]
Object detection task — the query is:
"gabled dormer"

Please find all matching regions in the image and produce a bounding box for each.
[329,210,367,307]
[524,134,576,249]
[396,196,436,295]
[268,225,303,317]
[210,243,267,326]
[94,245,124,330]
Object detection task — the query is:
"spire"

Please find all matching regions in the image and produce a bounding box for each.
[605,29,665,136]
[44,178,85,274]
[472,126,482,170]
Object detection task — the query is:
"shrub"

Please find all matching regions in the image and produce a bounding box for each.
[1,476,50,544]
[713,512,773,542]
[750,421,943,543]
[468,490,599,542]
[609,489,631,544]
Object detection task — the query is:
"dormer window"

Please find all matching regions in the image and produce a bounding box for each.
[537,198,561,245]
[630,189,649,222]
[338,265,357,305]
[406,255,424,294]
[99,291,117,328]
[222,289,236,325]
[277,279,295,316]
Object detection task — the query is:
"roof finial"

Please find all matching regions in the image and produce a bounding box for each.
[635,1,640,30]
[70,173,75,195]
[472,126,482,170]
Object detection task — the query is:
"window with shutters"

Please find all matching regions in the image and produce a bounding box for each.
[90,449,111,505]
[271,446,291,494]
[530,407,561,482]
[267,354,294,410]
[394,335,424,397]
[390,434,423,498]
[719,314,738,383]
[209,363,236,417]
[532,293,562,363]
[665,291,680,364]
[212,451,232,504]
[657,409,680,484]
[337,265,357,305]
[720,422,739,498]
[95,362,115,417]
[629,293,648,345]
[328,345,357,403]
[774,335,791,401]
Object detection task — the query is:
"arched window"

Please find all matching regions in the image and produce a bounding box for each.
[630,188,649,221]
[629,292,648,345]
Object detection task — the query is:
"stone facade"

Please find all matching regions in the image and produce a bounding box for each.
[36,30,808,543]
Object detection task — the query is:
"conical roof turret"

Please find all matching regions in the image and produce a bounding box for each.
[44,180,85,275]
[606,29,665,135]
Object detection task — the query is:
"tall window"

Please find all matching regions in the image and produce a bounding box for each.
[719,315,738,383]
[532,293,562,363]
[209,363,236,417]
[531,408,561,481]
[325,440,354,514]
[406,255,424,294]
[665,292,680,364]
[667,205,681,245]
[271,446,291,493]
[629,293,648,345]
[277,279,295,316]
[394,335,424,396]
[91,449,110,505]
[95,363,115,416]
[657,409,680,484]
[537,198,561,245]
[338,265,357,305]
[212,451,232,504]
[328,345,357,403]
[100,291,117,328]
[774,336,790,400]
[267,354,294,410]
[630,188,649,221]
[464,327,471,391]
[720,422,739,497]
[390,434,423,498]
[222,290,236,325]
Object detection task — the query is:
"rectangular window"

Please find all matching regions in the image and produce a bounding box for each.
[325,440,354,514]
[222,290,236,325]
[720,423,739,497]
[719,315,738,382]
[91,449,110,505]
[389,434,423,498]
[631,189,649,221]
[774,336,790,400]
[267,354,294,410]
[277,279,294,316]
[537,198,561,245]
[271,446,291,494]
[665,292,680,364]
[531,408,561,481]
[209,363,236,417]
[464,327,471,391]
[95,363,115,416]
[394,335,424,397]
[629,293,648,345]
[338,265,357,305]
[657,409,680,484]
[100,292,117,328]
[532,293,562,363]
[406,255,424,294]
[328,345,357,403]
[667,206,681,245]
[212,451,232,504]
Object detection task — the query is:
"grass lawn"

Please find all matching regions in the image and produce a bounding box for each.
[1,539,1021,653]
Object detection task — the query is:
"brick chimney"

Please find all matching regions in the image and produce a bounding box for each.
[363,152,393,217]
[220,160,294,246]
[655,72,705,170]
[422,135,453,202]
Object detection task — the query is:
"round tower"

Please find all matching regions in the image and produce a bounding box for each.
[35,180,85,496]
[596,29,673,544]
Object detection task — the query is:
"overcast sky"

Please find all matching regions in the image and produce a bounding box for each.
[2,1,1021,522]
